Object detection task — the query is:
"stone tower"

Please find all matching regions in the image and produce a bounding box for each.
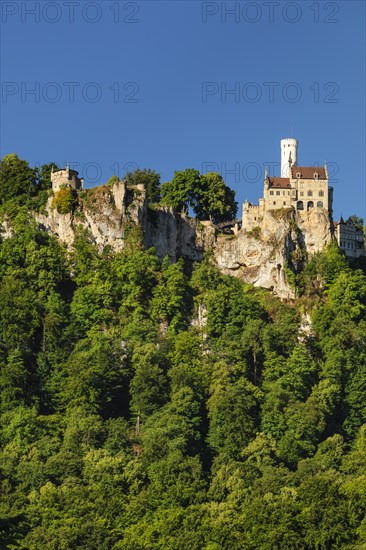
[281,138,298,177]
[51,166,84,193]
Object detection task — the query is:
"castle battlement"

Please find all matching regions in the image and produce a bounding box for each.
[51,167,84,193]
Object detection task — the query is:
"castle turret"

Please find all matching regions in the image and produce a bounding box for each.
[51,167,84,192]
[281,138,298,177]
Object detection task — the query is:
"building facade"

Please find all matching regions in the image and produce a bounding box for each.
[334,217,365,258]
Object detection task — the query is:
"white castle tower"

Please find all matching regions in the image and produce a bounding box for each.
[281,138,298,177]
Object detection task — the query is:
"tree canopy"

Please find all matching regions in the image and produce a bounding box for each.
[161,168,238,222]
[1,156,366,549]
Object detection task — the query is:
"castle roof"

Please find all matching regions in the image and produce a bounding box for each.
[268,177,291,189]
[291,166,327,179]
[53,167,79,175]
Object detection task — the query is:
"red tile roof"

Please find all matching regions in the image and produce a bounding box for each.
[291,166,327,179]
[268,177,291,189]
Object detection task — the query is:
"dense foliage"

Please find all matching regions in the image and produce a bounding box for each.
[112,167,238,223]
[161,169,238,223]
[52,188,78,214]
[0,219,366,549]
[0,155,56,215]
[1,158,366,549]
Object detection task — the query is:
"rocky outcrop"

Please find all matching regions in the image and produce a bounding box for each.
[36,182,134,253]
[36,185,217,265]
[144,212,216,262]
[296,208,332,254]
[214,209,332,298]
[214,211,296,298]
[2,184,333,299]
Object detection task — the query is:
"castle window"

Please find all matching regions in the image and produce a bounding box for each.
[297,200,304,210]
[300,191,304,197]
[313,172,319,179]
[270,190,274,195]
[283,201,286,205]
[317,201,323,208]
[307,190,313,197]
[307,201,314,210]
[276,191,280,195]
[319,190,324,197]
[296,172,301,178]
[288,191,290,195]
[273,201,276,205]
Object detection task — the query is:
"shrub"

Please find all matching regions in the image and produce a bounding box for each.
[52,187,77,214]
[247,226,261,239]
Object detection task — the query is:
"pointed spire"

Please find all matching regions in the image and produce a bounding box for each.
[264,166,269,180]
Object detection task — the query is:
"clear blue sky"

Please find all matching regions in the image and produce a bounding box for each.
[1,0,365,220]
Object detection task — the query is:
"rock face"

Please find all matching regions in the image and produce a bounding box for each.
[36,184,217,264]
[2,184,333,299]
[36,182,127,252]
[214,208,332,299]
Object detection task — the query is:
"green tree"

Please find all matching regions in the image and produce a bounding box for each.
[125,168,161,203]
[207,361,262,459]
[52,187,78,214]
[151,257,191,333]
[0,154,36,205]
[347,215,364,230]
[161,169,201,215]
[194,172,238,223]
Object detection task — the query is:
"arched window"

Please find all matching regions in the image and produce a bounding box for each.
[307,201,314,210]
[297,200,304,210]
[313,172,319,179]
[307,190,313,197]
[317,201,323,208]
[319,190,324,197]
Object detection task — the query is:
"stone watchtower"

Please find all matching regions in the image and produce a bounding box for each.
[51,166,84,193]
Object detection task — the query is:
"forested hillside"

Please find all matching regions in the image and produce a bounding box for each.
[1,156,366,549]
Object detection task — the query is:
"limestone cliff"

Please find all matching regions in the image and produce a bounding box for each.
[214,208,332,299]
[36,182,128,252]
[2,184,333,299]
[35,183,217,264]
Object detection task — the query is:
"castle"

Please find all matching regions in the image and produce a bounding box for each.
[242,138,364,258]
[242,138,333,228]
[51,166,84,192]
